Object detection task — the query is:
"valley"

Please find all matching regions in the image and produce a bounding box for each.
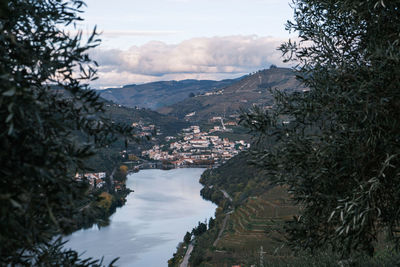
[97,67,305,266]
[6,1,398,266]
[97,67,303,172]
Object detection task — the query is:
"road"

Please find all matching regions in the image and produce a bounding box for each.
[220,189,233,202]
[180,243,194,267]
[181,188,233,264]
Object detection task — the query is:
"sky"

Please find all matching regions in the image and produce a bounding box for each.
[76,0,294,88]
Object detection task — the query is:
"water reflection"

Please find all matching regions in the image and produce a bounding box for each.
[65,168,216,267]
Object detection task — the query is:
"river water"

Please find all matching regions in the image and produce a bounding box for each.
[64,168,216,266]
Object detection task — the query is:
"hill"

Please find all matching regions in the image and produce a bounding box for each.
[102,101,188,137]
[199,152,269,205]
[158,67,306,122]
[169,151,299,266]
[98,78,241,110]
[85,99,189,173]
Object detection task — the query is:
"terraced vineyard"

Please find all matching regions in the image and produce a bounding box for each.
[221,187,296,247]
[172,153,302,266]
[200,186,299,266]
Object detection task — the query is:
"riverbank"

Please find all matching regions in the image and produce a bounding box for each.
[168,185,233,266]
[67,165,133,235]
[126,160,215,173]
[73,161,213,233]
[64,168,216,266]
[168,152,300,266]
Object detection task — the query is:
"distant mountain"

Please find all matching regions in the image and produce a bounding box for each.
[51,86,189,138]
[157,67,306,122]
[98,78,242,110]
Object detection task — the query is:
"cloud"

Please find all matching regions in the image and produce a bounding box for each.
[66,29,179,38]
[101,30,180,38]
[90,35,289,87]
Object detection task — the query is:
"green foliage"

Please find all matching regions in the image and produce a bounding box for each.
[192,221,208,237]
[200,152,268,206]
[243,0,400,257]
[208,217,216,229]
[0,0,133,265]
[184,231,192,244]
[28,237,119,267]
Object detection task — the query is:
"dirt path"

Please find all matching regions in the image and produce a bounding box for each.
[213,213,231,247]
[212,189,234,246]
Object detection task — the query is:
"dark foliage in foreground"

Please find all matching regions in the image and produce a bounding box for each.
[242,0,400,258]
[0,0,133,265]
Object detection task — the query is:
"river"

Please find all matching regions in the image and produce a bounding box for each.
[64,168,216,266]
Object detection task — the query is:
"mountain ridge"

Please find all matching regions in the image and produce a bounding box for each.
[99,77,243,110]
[158,67,307,122]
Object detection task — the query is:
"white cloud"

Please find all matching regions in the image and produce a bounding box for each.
[90,35,290,87]
[101,30,180,38]
[66,29,179,38]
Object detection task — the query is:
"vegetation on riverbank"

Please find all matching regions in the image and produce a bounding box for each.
[168,218,217,267]
[63,164,132,234]
[167,151,296,266]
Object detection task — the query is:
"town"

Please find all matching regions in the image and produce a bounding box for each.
[141,123,250,167]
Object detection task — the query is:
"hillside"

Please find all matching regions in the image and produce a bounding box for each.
[98,78,241,110]
[189,189,297,266]
[199,152,269,205]
[158,67,306,122]
[169,151,299,266]
[102,101,188,137]
[85,99,189,173]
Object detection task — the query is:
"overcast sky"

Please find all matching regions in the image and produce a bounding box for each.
[77,0,294,87]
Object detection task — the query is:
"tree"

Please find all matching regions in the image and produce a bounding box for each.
[243,0,400,257]
[120,165,128,174]
[0,0,132,265]
[184,231,192,244]
[208,217,215,229]
[192,222,207,237]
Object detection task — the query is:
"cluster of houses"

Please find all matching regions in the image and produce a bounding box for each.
[75,172,106,189]
[131,122,159,137]
[142,125,250,167]
[197,89,224,97]
[74,172,127,192]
